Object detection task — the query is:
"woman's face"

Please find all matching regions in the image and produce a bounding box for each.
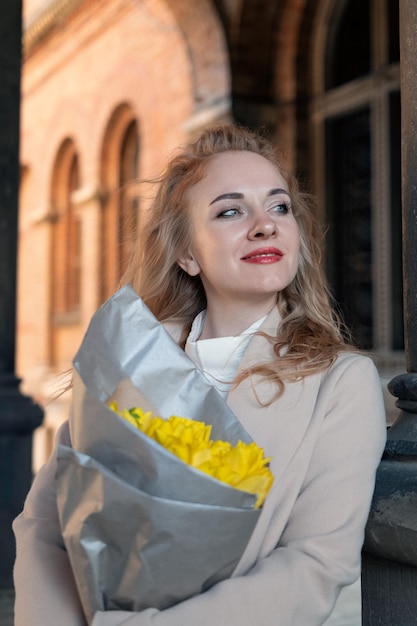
[178,150,301,312]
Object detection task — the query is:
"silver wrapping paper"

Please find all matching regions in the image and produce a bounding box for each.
[57,446,259,621]
[56,286,262,624]
[72,284,253,445]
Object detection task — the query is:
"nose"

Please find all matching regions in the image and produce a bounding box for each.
[248,213,277,239]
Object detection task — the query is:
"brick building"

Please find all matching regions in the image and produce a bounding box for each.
[19,0,402,471]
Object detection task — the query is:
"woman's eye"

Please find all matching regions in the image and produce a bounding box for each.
[217,207,241,218]
[270,202,290,214]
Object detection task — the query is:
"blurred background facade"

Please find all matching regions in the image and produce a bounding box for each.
[19,0,402,471]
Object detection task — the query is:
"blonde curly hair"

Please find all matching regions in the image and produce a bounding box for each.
[122,124,354,396]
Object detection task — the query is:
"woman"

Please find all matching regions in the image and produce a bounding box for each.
[13,124,386,625]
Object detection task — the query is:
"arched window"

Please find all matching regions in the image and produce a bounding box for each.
[50,139,82,321]
[325,0,371,89]
[312,0,401,353]
[100,108,139,301]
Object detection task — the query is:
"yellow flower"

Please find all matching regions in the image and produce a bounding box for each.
[109,403,274,508]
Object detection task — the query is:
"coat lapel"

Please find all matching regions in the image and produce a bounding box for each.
[226,307,323,480]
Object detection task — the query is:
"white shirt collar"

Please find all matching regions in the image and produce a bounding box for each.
[185,311,267,397]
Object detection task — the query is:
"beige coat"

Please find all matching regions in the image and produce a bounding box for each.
[13,308,387,626]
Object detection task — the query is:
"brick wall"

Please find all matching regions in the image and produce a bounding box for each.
[19,0,230,468]
[18,0,328,470]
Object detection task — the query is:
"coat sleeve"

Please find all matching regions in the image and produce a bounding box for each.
[13,419,88,626]
[90,355,387,626]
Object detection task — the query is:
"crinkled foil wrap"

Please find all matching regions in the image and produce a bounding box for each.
[56,285,260,624]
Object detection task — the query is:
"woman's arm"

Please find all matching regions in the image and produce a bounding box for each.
[90,355,387,626]
[13,420,87,626]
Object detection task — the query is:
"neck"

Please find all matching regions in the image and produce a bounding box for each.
[199,298,276,339]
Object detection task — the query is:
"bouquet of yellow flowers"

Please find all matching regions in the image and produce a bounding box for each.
[111,405,273,508]
[56,286,274,624]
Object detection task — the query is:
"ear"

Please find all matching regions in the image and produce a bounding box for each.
[177,250,201,276]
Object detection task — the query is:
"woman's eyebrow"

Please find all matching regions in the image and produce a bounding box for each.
[268,188,291,198]
[209,188,290,206]
[209,192,244,205]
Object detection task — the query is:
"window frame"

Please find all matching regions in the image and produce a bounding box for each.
[100,106,140,302]
[310,0,402,363]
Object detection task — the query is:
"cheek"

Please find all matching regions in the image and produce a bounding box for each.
[193,227,230,257]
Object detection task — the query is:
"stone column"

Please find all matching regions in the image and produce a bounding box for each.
[361,1,417,622]
[0,0,43,589]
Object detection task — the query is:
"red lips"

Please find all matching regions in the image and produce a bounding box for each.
[241,247,283,264]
